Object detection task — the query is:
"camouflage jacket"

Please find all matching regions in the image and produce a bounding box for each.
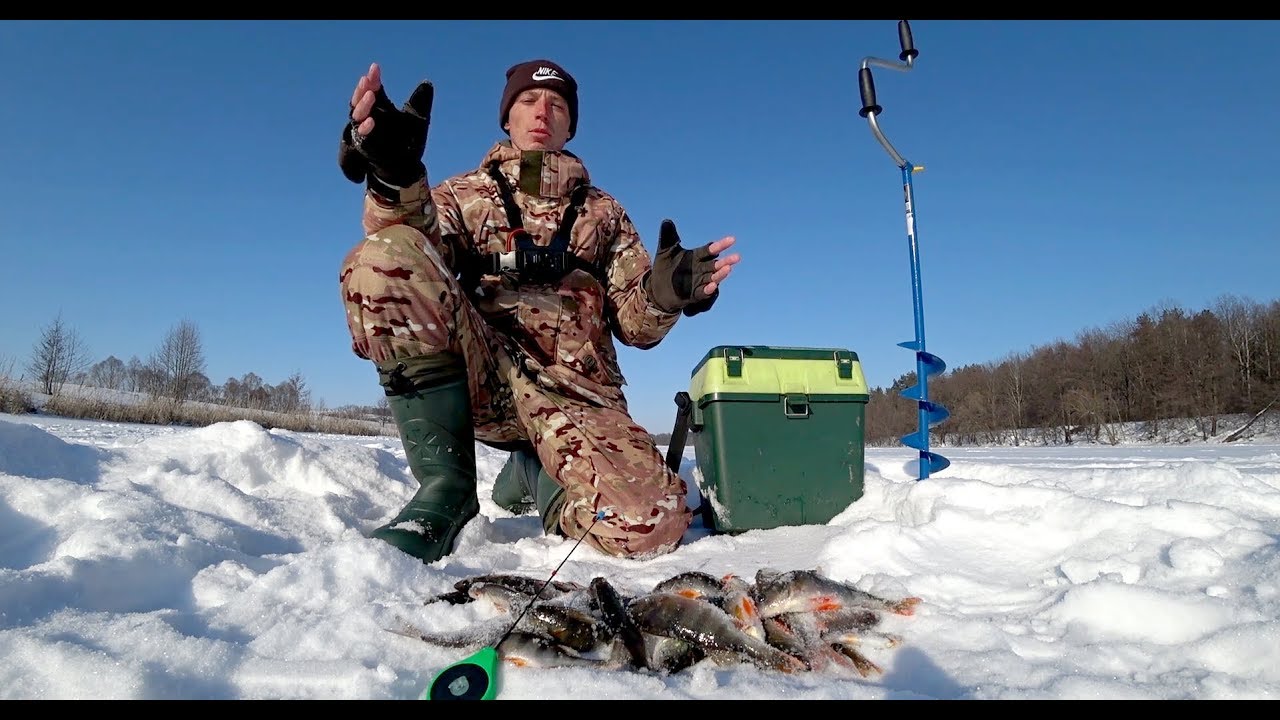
[362,140,682,407]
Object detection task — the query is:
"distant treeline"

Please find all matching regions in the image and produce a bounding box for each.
[866,295,1280,446]
[8,295,1278,450]
[1,316,383,434]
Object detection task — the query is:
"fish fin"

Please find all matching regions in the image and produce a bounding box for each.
[815,597,842,612]
[893,597,923,616]
[877,633,904,649]
[605,637,635,670]
[755,567,784,585]
[424,589,472,605]
[384,616,430,642]
[834,643,884,678]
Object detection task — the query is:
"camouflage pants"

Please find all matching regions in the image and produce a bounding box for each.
[339,224,691,559]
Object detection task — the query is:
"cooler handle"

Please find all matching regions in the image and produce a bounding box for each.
[665,391,694,472]
[784,393,810,419]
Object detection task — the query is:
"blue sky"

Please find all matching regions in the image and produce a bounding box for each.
[2,20,1278,433]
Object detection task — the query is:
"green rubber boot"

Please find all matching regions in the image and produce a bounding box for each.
[369,353,479,564]
[535,466,567,538]
[490,446,565,536]
[491,446,540,515]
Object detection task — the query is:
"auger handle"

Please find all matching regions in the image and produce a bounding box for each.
[858,68,881,119]
[898,19,918,61]
[859,20,919,169]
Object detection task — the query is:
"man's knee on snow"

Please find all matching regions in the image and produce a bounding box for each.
[559,475,692,560]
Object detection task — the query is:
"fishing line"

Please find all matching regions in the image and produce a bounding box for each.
[424,508,607,701]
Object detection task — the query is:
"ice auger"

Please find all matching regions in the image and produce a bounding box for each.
[858,20,950,479]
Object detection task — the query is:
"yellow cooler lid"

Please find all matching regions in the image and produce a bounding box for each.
[689,345,869,402]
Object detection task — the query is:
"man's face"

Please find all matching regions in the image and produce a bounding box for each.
[506,88,571,151]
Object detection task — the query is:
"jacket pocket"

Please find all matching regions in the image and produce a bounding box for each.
[550,272,614,386]
[516,287,563,366]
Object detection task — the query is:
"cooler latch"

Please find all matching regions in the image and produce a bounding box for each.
[724,347,744,378]
[834,350,853,379]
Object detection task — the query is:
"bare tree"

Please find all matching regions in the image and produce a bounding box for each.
[1002,351,1027,444]
[223,372,266,409]
[1263,300,1280,396]
[125,355,156,394]
[1214,294,1259,407]
[271,371,312,415]
[149,320,206,404]
[220,376,242,406]
[187,372,214,403]
[85,356,128,390]
[981,364,1008,444]
[25,311,91,396]
[376,395,390,429]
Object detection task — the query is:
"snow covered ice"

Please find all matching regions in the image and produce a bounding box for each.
[1,412,1277,699]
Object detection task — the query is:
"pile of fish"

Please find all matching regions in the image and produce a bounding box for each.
[390,568,921,677]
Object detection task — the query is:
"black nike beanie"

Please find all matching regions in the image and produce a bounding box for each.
[499,59,579,140]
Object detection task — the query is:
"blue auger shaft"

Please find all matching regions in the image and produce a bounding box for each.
[898,162,949,479]
[903,164,926,370]
[859,20,950,480]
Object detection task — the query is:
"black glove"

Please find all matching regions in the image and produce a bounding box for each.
[338,80,434,189]
[646,219,721,317]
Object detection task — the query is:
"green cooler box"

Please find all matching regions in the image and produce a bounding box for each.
[686,346,869,533]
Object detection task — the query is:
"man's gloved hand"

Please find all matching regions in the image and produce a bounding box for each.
[646,219,722,317]
[338,74,434,189]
